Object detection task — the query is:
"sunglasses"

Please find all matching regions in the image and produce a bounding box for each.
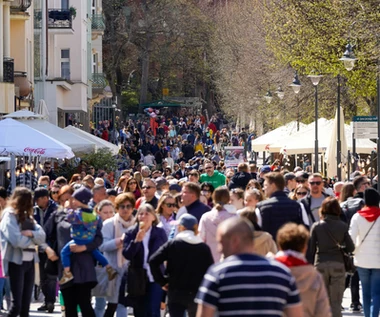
[296,192,308,196]
[165,203,177,208]
[51,191,59,195]
[119,204,133,210]
[309,181,322,186]
[142,186,154,190]
[129,182,137,185]
[189,173,198,176]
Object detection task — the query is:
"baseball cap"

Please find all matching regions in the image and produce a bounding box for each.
[72,187,93,205]
[154,177,169,189]
[284,172,296,182]
[176,214,198,230]
[261,165,271,173]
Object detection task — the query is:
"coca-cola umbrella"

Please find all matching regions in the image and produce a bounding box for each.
[0,118,75,159]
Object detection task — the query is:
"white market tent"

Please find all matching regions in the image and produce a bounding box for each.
[64,125,119,155]
[3,110,44,119]
[0,118,74,159]
[19,119,96,154]
[251,121,307,152]
[269,118,377,155]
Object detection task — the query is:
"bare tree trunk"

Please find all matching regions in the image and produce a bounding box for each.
[139,34,151,111]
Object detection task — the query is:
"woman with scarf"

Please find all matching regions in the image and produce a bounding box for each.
[99,193,137,317]
[350,188,380,317]
[275,223,331,317]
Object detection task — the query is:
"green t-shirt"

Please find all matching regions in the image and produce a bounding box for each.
[200,171,226,188]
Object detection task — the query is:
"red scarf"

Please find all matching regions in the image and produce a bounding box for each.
[358,206,380,222]
[275,255,308,267]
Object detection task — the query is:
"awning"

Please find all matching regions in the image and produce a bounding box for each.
[19,119,96,154]
[141,100,182,108]
[0,118,74,159]
[64,125,119,155]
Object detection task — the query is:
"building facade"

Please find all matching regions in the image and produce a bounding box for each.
[33,0,106,130]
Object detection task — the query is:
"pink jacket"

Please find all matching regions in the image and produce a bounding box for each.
[199,208,236,262]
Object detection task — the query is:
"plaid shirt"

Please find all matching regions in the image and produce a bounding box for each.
[7,172,38,194]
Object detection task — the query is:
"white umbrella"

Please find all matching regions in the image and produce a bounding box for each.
[35,99,50,119]
[0,118,74,159]
[325,107,348,179]
[64,125,119,155]
[19,119,96,154]
[251,121,307,152]
[3,110,44,119]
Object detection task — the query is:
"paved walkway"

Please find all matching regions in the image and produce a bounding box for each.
[8,286,365,317]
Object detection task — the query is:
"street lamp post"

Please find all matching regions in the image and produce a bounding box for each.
[276,86,286,124]
[290,71,301,131]
[307,74,323,173]
[339,42,357,180]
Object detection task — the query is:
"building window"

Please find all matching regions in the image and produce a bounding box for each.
[61,49,70,80]
[92,0,96,15]
[92,53,98,73]
[61,0,69,10]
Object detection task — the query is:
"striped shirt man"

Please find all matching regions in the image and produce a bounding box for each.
[195,253,301,317]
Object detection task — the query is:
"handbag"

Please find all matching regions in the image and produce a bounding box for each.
[92,266,117,297]
[322,224,356,274]
[127,264,148,297]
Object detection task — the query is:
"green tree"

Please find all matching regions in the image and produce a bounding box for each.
[264,0,380,115]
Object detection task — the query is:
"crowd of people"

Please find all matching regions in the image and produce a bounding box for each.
[0,110,379,317]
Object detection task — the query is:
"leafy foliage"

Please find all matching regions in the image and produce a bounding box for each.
[80,149,118,172]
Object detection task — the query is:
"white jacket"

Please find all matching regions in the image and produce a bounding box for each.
[349,213,380,269]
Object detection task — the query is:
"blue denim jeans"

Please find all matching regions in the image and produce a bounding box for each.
[0,278,6,309]
[357,267,380,317]
[132,282,163,317]
[94,296,106,317]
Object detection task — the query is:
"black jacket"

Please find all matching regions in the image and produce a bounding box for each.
[149,234,214,293]
[123,224,167,268]
[33,199,57,227]
[43,207,103,284]
[228,172,252,190]
[257,191,304,239]
[340,193,364,225]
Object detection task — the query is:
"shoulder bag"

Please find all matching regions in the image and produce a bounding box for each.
[322,223,355,274]
[127,260,148,297]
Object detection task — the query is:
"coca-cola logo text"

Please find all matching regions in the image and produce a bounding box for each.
[24,147,46,155]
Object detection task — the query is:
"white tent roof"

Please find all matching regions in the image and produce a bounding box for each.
[269,118,376,154]
[251,121,307,152]
[0,118,74,158]
[3,110,44,119]
[64,125,119,155]
[19,119,96,154]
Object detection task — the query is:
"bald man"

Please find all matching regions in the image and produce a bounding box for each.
[195,218,303,317]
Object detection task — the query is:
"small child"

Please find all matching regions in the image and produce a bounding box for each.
[59,187,117,285]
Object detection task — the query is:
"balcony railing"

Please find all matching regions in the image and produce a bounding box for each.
[91,14,105,31]
[10,0,32,12]
[34,9,73,29]
[91,73,107,91]
[3,58,14,83]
